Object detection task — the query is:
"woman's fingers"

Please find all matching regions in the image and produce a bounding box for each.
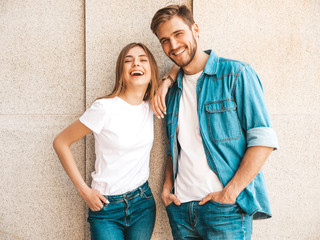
[84,188,107,211]
[99,193,109,204]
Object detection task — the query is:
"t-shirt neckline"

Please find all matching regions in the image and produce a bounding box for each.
[115,96,144,108]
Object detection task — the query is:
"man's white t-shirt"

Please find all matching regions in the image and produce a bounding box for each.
[79,96,153,196]
[175,72,223,202]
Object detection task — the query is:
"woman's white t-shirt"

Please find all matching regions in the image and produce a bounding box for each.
[79,96,154,196]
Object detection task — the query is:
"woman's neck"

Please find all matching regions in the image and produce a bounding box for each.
[118,89,145,105]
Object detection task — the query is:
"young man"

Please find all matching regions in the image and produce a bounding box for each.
[150,5,279,240]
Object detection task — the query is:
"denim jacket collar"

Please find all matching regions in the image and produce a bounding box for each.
[203,50,219,75]
[176,50,219,90]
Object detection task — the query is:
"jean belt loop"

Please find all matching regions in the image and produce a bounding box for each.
[138,186,143,197]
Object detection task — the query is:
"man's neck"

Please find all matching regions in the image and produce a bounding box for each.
[183,49,209,75]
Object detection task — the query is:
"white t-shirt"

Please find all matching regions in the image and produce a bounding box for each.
[175,72,223,202]
[79,96,154,196]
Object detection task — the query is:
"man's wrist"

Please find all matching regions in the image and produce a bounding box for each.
[162,187,171,193]
[162,182,173,194]
[162,75,175,87]
[222,184,241,202]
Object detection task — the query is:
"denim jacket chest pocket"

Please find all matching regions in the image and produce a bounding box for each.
[204,99,241,142]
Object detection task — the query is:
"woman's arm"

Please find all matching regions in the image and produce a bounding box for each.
[53,120,108,211]
[152,64,180,118]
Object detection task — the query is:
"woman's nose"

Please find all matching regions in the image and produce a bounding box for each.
[133,59,140,66]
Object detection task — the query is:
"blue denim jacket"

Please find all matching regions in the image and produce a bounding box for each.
[165,50,279,220]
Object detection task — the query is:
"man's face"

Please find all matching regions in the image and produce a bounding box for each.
[156,16,198,68]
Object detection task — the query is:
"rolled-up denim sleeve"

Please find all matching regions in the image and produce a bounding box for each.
[233,64,279,150]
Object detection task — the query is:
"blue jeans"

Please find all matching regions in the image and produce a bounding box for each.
[87,181,156,240]
[166,201,252,240]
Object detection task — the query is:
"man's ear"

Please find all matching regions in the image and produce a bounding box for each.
[192,23,200,38]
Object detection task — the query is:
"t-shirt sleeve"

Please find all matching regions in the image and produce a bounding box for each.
[79,100,108,134]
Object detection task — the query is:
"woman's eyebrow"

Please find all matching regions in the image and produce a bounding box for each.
[125,54,148,58]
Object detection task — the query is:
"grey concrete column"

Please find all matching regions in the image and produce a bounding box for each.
[85,0,190,239]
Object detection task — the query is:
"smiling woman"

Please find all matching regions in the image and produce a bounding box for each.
[53,43,159,240]
[121,46,153,98]
[101,42,159,103]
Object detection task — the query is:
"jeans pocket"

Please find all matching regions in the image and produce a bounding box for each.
[89,203,108,213]
[165,202,175,209]
[209,200,237,208]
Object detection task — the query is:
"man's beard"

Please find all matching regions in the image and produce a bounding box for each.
[169,37,197,68]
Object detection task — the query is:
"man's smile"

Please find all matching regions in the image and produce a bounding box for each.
[171,48,186,56]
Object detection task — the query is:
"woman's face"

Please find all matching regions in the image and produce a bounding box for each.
[122,46,152,90]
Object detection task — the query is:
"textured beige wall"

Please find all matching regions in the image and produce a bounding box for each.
[1,0,319,239]
[194,0,320,239]
[0,1,86,239]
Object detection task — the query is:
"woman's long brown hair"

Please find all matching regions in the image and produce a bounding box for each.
[98,42,159,101]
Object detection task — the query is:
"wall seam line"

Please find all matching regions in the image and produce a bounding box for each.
[84,0,87,183]
[83,0,88,238]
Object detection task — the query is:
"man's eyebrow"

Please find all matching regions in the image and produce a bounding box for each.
[173,29,184,34]
[159,30,184,42]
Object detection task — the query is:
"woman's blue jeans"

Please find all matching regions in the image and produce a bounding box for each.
[87,181,156,240]
[166,201,252,240]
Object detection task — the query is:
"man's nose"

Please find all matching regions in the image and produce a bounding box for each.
[170,38,179,50]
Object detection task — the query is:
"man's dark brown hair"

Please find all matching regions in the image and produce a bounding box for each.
[150,5,195,37]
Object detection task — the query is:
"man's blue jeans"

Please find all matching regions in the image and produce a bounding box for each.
[87,181,156,240]
[166,201,252,240]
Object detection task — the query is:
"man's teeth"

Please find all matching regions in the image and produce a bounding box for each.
[173,49,185,56]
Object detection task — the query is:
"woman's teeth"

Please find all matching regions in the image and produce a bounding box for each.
[131,71,144,76]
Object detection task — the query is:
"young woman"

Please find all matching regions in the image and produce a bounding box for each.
[53,42,159,240]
